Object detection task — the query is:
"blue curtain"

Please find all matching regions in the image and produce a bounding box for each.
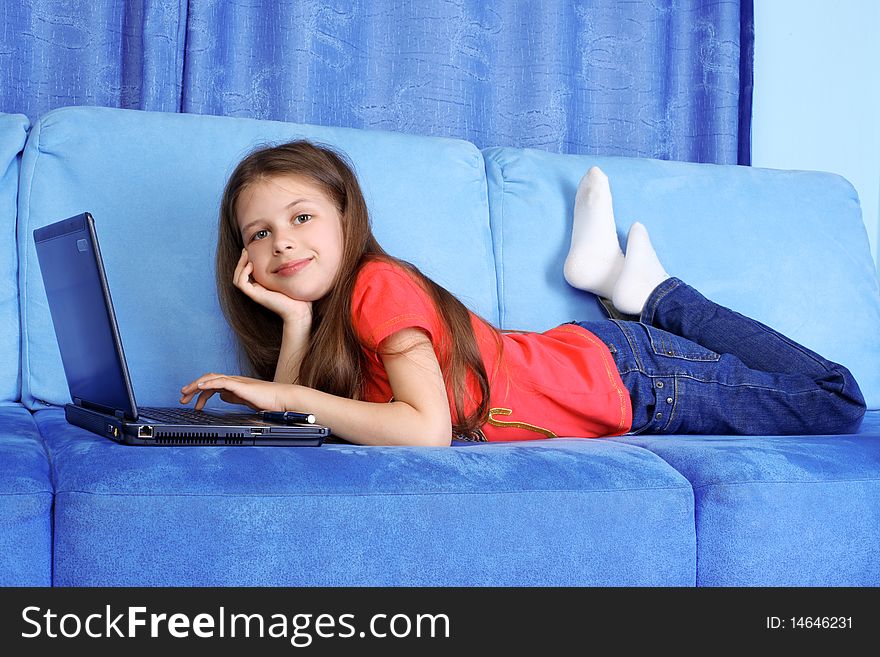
[1,0,753,164]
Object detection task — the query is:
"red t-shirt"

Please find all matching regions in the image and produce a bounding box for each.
[350,258,632,442]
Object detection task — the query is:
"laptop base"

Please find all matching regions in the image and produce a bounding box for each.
[65,404,324,447]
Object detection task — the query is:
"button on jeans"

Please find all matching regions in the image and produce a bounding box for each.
[576,277,867,435]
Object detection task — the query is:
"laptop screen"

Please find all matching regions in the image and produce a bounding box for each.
[34,213,139,420]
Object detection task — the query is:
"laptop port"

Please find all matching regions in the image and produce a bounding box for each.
[252,428,264,435]
[138,425,154,438]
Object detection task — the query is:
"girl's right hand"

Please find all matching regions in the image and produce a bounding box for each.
[234,248,312,324]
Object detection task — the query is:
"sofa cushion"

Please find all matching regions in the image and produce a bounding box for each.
[0,407,53,586]
[0,113,29,405]
[605,409,880,586]
[19,106,498,411]
[35,408,695,586]
[483,147,880,409]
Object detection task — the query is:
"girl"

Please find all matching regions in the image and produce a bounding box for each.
[179,141,867,445]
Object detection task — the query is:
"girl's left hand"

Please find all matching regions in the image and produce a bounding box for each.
[180,374,292,412]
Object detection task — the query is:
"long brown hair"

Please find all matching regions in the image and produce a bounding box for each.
[216,140,499,438]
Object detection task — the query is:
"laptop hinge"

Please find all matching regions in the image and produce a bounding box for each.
[75,397,129,420]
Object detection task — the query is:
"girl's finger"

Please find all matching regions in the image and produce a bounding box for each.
[197,374,229,387]
[235,263,258,294]
[194,377,246,410]
[182,372,219,392]
[196,376,236,394]
[181,390,202,403]
[194,388,216,411]
[233,252,249,288]
[181,378,202,391]
[233,249,247,274]
[180,386,200,401]
[185,372,223,404]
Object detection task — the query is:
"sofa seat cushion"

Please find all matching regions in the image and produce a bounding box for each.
[36,408,695,586]
[605,409,880,586]
[0,406,53,586]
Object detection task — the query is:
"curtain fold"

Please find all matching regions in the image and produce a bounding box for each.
[1,0,753,164]
[1,0,185,115]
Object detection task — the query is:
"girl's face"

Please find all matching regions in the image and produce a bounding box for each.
[236,174,345,302]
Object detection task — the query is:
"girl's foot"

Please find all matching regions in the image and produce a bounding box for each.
[611,222,670,316]
[563,166,624,299]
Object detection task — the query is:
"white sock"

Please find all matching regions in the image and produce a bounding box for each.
[611,222,670,316]
[563,166,624,299]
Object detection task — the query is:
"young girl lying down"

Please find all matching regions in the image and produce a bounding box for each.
[179,141,867,446]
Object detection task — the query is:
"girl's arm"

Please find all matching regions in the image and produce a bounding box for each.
[231,246,313,385]
[285,327,453,446]
[181,327,453,446]
[274,318,311,384]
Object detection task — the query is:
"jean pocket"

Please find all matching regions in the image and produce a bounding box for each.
[642,324,721,362]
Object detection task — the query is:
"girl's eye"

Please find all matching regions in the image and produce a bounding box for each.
[248,214,310,242]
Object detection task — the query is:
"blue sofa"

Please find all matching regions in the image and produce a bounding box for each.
[2,106,879,586]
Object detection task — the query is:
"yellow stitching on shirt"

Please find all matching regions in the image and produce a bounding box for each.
[487,408,557,438]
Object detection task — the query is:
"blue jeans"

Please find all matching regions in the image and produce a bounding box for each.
[576,277,866,435]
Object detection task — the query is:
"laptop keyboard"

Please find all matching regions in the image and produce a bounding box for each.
[139,407,259,425]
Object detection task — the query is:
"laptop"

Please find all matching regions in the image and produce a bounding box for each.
[33,212,330,446]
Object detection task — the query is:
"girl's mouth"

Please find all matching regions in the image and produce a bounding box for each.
[275,257,313,276]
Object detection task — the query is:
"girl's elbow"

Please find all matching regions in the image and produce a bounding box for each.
[422,417,452,447]
[423,432,452,447]
[392,403,451,446]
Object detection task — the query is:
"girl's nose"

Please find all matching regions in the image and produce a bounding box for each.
[273,235,296,253]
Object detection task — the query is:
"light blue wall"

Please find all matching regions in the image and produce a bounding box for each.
[752,0,880,277]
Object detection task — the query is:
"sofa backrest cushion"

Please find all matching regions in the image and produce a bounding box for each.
[0,113,29,405]
[19,107,497,410]
[484,147,880,409]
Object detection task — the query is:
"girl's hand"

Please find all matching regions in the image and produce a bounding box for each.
[235,248,312,324]
[180,373,293,412]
